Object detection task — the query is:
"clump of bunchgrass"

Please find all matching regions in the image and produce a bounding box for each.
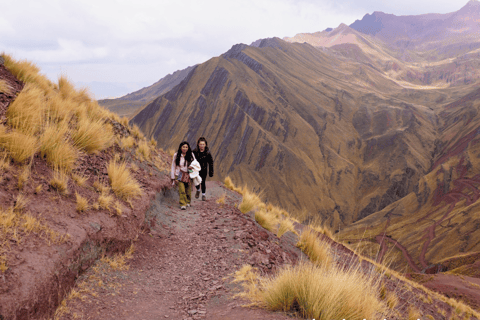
[233,261,388,320]
[50,170,69,195]
[75,193,89,213]
[296,227,332,267]
[238,189,262,213]
[107,160,142,202]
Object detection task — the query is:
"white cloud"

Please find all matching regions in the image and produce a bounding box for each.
[0,0,469,98]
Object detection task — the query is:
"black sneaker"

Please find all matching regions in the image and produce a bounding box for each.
[195,190,200,199]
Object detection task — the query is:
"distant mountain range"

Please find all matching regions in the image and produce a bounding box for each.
[105,1,480,274]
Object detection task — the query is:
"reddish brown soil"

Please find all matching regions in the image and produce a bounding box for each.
[57,182,300,319]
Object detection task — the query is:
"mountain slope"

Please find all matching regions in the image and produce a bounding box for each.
[131,38,444,230]
[98,65,195,118]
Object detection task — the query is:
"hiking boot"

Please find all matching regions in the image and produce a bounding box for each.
[202,195,206,201]
[195,190,200,199]
[180,206,186,210]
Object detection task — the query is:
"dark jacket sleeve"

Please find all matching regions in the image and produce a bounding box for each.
[208,152,214,177]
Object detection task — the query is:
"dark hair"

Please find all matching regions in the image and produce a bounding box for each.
[175,141,193,166]
[197,137,208,148]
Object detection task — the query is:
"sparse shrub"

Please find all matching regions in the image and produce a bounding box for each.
[50,170,69,195]
[107,160,142,201]
[239,189,262,213]
[71,118,113,153]
[297,228,332,267]
[75,193,89,212]
[234,261,388,320]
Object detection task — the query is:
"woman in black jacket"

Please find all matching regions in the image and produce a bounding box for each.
[193,137,214,201]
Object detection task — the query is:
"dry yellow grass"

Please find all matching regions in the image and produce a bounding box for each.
[72,173,88,187]
[136,140,151,160]
[216,193,226,205]
[0,128,38,163]
[234,261,388,320]
[34,184,43,194]
[6,83,45,134]
[149,137,157,147]
[120,136,136,149]
[0,80,10,94]
[277,218,296,237]
[17,166,30,190]
[297,228,332,267]
[75,193,89,213]
[238,189,262,213]
[120,116,129,127]
[50,170,69,195]
[114,201,122,216]
[107,160,142,201]
[98,192,113,210]
[2,54,52,92]
[254,208,278,233]
[40,121,78,171]
[130,124,144,140]
[72,118,113,154]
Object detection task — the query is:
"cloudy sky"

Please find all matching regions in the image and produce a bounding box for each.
[1,0,467,99]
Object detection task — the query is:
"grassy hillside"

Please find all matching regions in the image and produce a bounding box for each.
[0,54,170,318]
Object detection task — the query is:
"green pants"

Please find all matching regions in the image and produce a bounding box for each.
[178,181,191,206]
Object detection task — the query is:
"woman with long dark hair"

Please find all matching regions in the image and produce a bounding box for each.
[171,141,195,209]
[193,137,214,201]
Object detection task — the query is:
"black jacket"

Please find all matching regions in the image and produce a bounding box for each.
[193,147,214,177]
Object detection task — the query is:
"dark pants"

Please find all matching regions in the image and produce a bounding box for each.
[196,170,208,193]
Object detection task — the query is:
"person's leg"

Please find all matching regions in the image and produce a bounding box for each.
[195,182,200,198]
[178,181,187,208]
[200,171,207,200]
[186,182,192,205]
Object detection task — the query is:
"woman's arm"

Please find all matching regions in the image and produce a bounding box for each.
[171,153,177,180]
[208,152,214,177]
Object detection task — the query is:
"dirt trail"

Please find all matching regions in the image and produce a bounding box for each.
[57,182,300,319]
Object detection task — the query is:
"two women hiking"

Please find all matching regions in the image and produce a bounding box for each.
[170,137,214,209]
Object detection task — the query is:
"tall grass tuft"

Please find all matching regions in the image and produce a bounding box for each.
[6,83,46,134]
[2,54,53,92]
[0,129,38,163]
[277,218,296,237]
[107,160,142,201]
[72,118,113,154]
[238,189,262,213]
[40,121,77,170]
[254,208,278,233]
[75,193,89,213]
[136,140,151,160]
[50,170,69,195]
[235,261,388,320]
[297,228,332,267]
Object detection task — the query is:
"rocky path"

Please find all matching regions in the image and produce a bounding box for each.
[56,182,300,320]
